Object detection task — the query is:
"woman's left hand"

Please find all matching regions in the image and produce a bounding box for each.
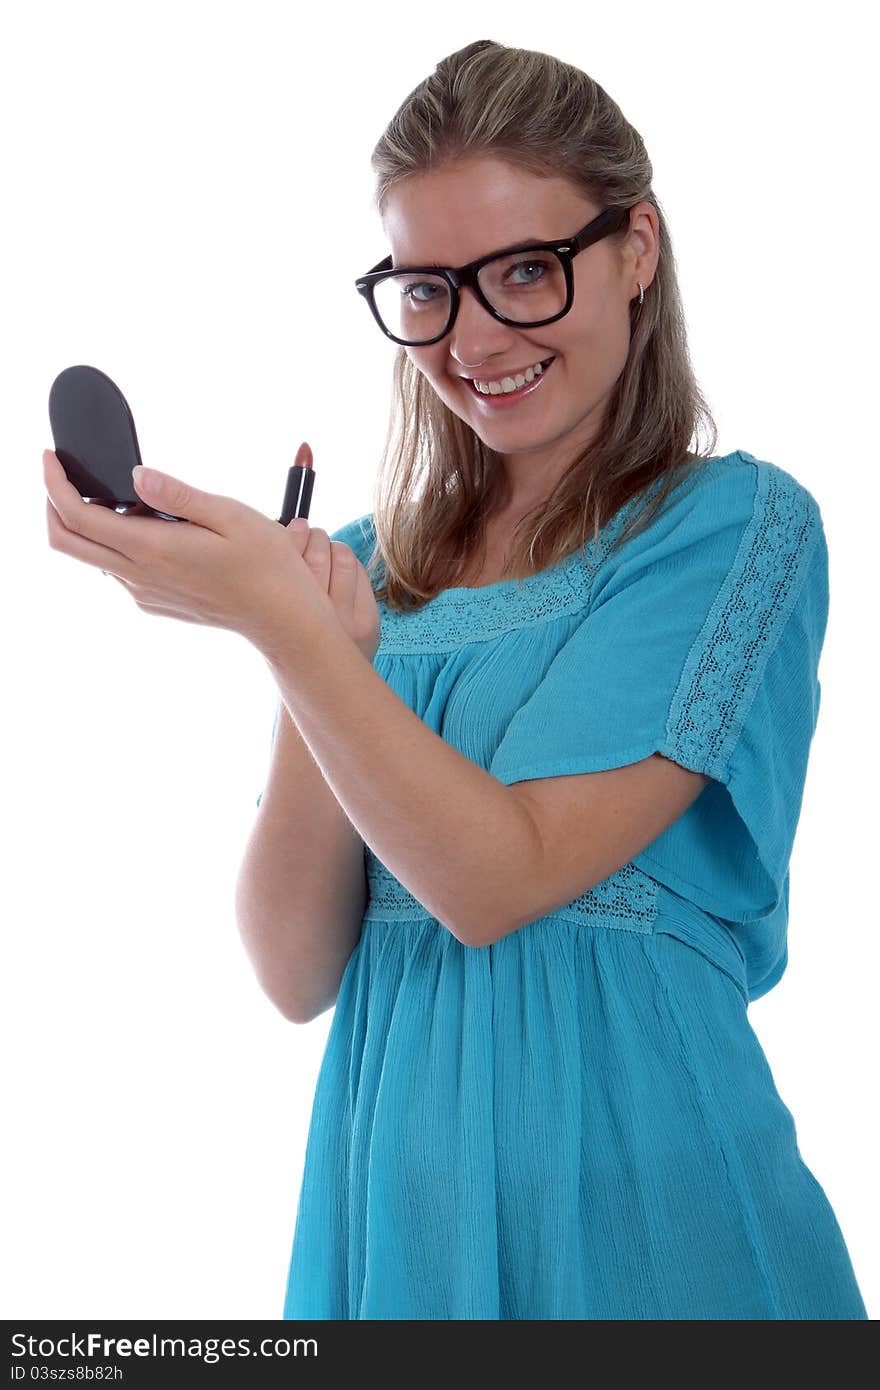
[42,449,336,661]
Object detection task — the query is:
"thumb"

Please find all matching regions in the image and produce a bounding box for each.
[131,463,228,528]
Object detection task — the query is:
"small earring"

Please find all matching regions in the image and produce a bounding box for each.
[638,282,645,307]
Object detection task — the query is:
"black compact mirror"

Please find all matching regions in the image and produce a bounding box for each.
[48,365,184,521]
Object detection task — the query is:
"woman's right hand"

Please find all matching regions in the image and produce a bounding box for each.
[286,516,381,664]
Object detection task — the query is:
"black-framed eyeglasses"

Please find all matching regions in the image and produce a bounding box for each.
[354,205,632,348]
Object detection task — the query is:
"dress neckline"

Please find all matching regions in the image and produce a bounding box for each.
[429,545,583,601]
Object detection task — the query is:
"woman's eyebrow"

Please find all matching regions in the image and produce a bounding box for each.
[401,234,551,268]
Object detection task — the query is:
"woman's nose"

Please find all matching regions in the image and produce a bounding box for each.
[448,283,516,366]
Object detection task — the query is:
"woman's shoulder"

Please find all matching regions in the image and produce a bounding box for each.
[584,449,825,614]
[608,449,822,564]
[695,449,822,521]
[692,451,824,575]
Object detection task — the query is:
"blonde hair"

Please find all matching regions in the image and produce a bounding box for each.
[362,39,718,612]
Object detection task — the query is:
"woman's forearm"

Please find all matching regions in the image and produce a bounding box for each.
[235,699,367,1022]
[261,623,542,948]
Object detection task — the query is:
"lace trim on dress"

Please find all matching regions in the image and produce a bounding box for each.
[373,489,653,653]
[665,456,821,779]
[363,847,659,935]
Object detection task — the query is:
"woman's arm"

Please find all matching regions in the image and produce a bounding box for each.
[235,699,367,1023]
[260,622,545,948]
[262,619,710,951]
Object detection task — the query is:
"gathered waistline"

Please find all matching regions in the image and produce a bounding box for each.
[362,848,749,1003]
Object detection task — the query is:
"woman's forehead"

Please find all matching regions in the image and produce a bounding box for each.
[381,160,596,265]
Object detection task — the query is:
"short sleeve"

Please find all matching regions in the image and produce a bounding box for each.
[488,457,829,926]
[254,513,375,808]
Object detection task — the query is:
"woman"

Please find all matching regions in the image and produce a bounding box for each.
[45,40,868,1319]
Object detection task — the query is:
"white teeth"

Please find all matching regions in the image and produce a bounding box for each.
[473,360,546,395]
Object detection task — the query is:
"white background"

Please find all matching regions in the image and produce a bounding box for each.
[3,0,876,1320]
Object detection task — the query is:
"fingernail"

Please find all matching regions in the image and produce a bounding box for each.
[133,464,160,493]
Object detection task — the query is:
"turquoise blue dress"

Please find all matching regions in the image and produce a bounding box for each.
[257,449,867,1320]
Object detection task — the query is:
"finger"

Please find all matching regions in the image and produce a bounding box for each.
[127,460,256,537]
[43,449,251,567]
[285,517,310,556]
[300,527,331,590]
[45,494,145,581]
[328,541,358,622]
[43,450,165,568]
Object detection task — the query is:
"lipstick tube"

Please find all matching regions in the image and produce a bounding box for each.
[277,442,314,524]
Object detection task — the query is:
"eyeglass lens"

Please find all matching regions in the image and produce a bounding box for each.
[372,249,568,345]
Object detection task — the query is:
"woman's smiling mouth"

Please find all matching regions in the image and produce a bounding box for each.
[463,356,556,405]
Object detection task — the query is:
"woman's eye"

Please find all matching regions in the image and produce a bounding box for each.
[401,282,443,303]
[506,259,546,284]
